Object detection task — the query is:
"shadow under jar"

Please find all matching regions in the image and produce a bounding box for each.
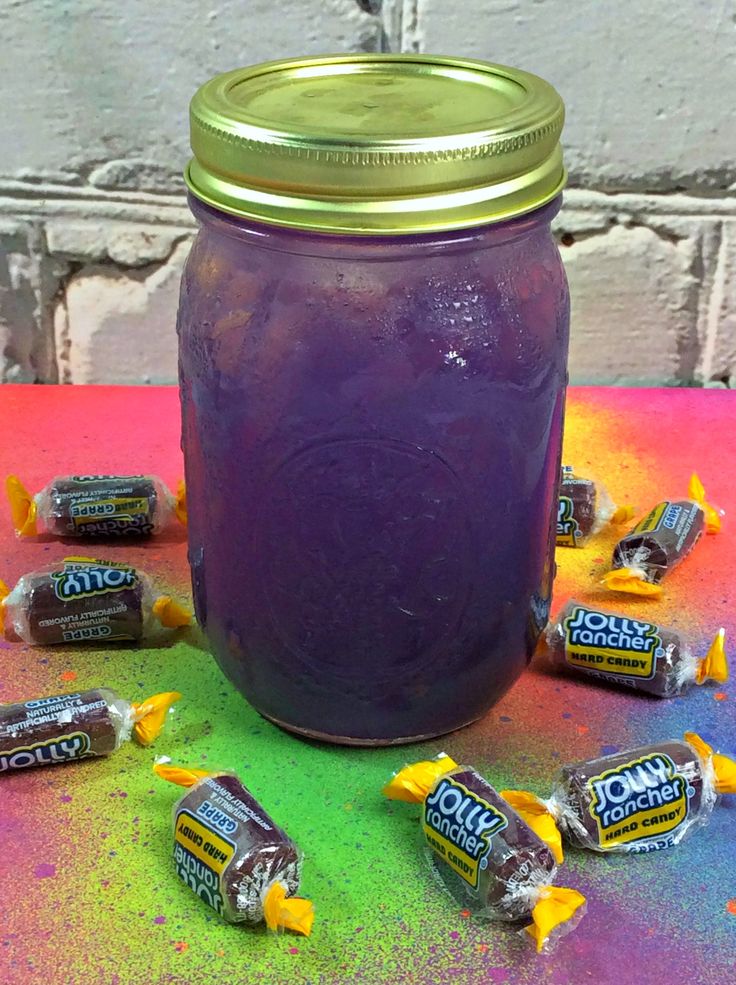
[178,54,570,744]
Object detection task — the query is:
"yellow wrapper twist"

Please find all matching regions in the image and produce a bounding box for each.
[263,881,315,937]
[685,731,736,796]
[130,692,181,746]
[688,473,721,535]
[152,595,192,629]
[526,887,586,953]
[6,475,37,537]
[174,481,188,525]
[611,505,636,525]
[382,755,459,803]
[695,629,728,685]
[601,567,663,597]
[153,762,211,787]
[0,578,9,633]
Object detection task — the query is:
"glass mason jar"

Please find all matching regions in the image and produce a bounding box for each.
[178,55,569,744]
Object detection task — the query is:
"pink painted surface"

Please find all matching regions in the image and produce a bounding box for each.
[0,385,734,985]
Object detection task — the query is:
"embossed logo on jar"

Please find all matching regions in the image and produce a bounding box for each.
[255,438,471,682]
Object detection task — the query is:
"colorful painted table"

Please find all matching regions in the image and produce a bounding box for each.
[0,385,734,985]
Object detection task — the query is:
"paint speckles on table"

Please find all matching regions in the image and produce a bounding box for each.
[0,385,734,985]
[33,864,56,880]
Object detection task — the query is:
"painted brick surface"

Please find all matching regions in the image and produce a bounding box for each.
[0,0,733,385]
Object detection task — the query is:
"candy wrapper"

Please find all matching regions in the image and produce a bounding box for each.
[502,732,736,856]
[383,755,585,952]
[557,466,634,548]
[0,557,191,646]
[0,688,180,773]
[6,473,186,539]
[154,763,314,935]
[544,600,727,698]
[602,473,721,596]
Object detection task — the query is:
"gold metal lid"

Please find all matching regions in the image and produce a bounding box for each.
[187,54,566,235]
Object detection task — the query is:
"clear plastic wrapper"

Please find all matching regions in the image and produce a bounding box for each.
[0,557,192,646]
[557,465,633,548]
[544,600,728,698]
[0,687,180,773]
[6,473,187,539]
[154,763,314,935]
[503,732,736,856]
[382,755,585,952]
[602,473,721,596]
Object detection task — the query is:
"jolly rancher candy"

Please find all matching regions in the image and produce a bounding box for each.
[383,755,585,952]
[6,473,187,539]
[502,732,736,856]
[544,600,727,698]
[0,557,191,646]
[154,763,314,936]
[602,473,721,596]
[0,688,180,773]
[557,465,633,548]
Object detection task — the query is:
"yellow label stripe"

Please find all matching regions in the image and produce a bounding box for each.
[175,810,235,876]
[423,824,481,888]
[566,646,655,678]
[633,501,667,534]
[598,797,687,847]
[72,498,150,525]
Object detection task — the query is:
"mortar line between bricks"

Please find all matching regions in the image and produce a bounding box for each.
[379,0,402,50]
[0,180,185,206]
[399,0,421,51]
[699,221,727,384]
[2,187,735,223]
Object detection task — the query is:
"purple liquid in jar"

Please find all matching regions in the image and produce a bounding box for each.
[178,196,569,743]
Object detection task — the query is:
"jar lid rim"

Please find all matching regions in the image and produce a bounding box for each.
[187,54,566,235]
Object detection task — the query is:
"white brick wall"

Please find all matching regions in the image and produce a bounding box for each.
[1,0,734,385]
